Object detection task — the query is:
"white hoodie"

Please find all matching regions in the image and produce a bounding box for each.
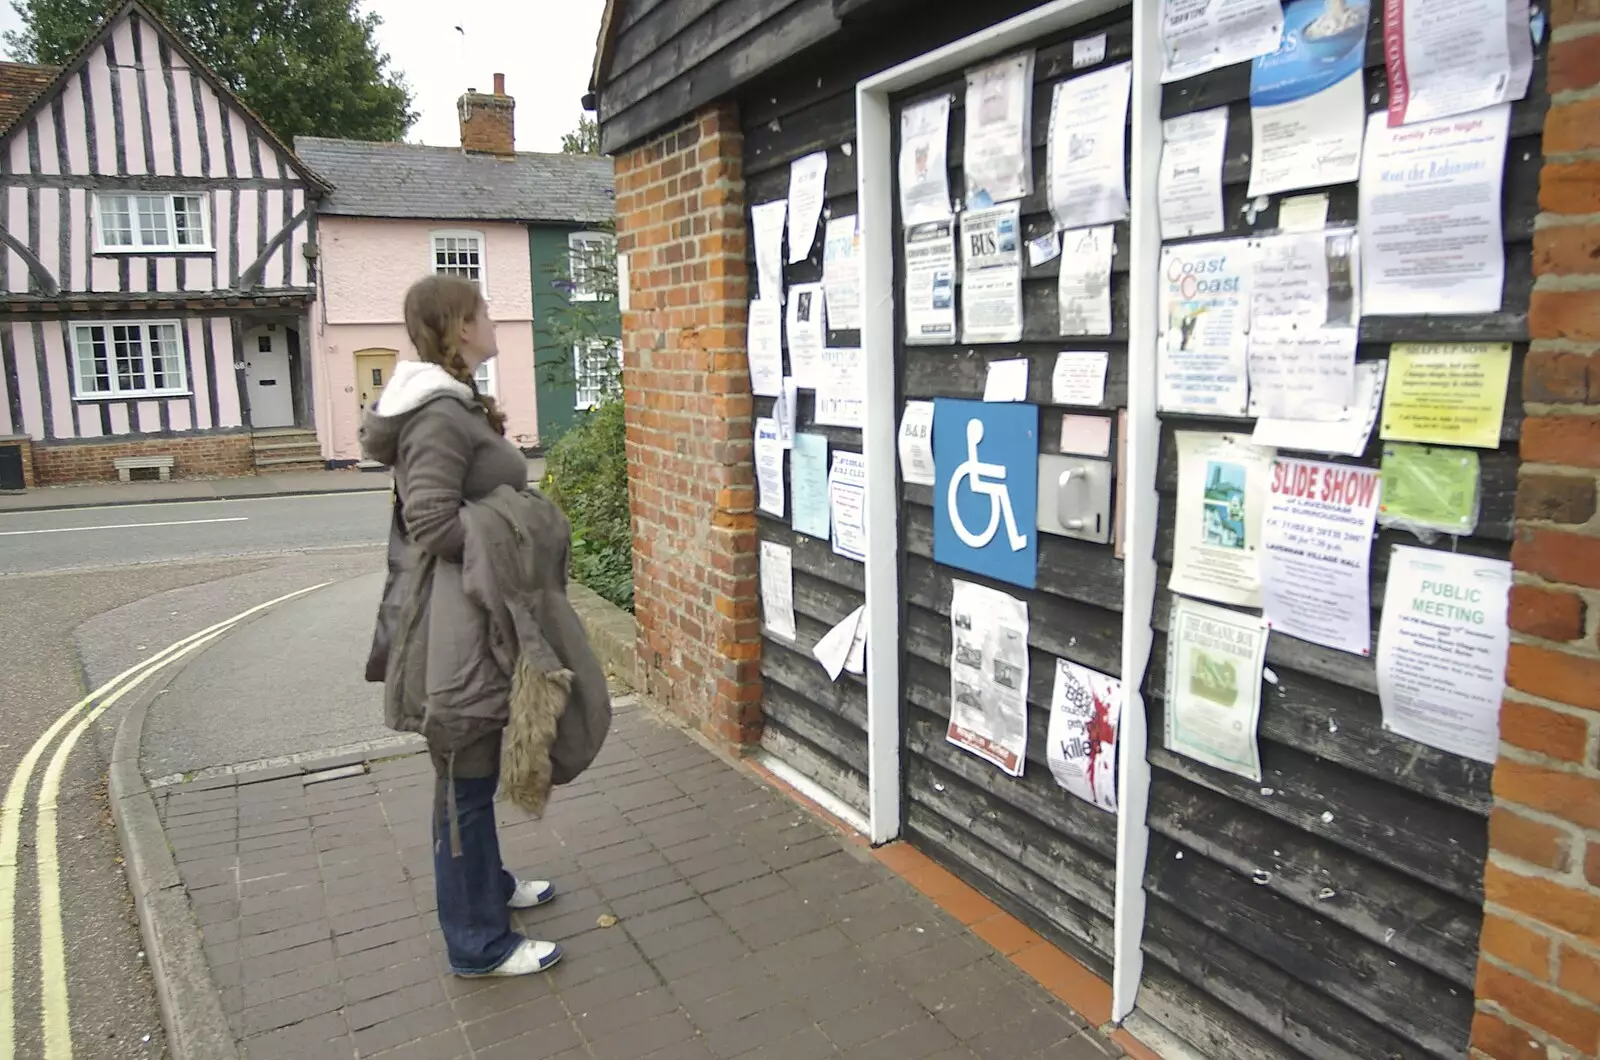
[375,360,474,417]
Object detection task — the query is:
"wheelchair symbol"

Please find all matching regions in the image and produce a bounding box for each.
[946,419,1027,552]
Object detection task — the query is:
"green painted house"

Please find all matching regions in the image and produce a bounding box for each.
[531,224,621,445]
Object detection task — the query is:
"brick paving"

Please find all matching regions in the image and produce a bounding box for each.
[156,696,1124,1060]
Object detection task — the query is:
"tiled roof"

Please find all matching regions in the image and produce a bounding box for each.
[292,137,615,225]
[0,62,61,134]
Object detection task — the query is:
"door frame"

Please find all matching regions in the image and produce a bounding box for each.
[854,0,1163,1020]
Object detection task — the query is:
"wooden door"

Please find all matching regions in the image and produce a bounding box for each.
[354,349,397,411]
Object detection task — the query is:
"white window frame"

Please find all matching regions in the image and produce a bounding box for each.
[430,229,488,295]
[572,336,621,409]
[567,230,615,302]
[473,358,497,397]
[70,319,189,399]
[93,192,212,252]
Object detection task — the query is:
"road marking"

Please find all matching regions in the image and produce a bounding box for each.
[0,517,249,537]
[0,582,330,1060]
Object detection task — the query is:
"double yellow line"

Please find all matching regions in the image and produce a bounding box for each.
[0,582,330,1060]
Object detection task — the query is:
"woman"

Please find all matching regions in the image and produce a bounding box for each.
[359,275,561,978]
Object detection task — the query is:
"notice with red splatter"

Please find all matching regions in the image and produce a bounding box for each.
[1047,660,1123,813]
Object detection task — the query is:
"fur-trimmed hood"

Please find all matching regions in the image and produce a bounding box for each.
[358,361,475,467]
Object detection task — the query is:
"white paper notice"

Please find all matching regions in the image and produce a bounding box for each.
[1161,0,1286,83]
[814,605,864,681]
[898,401,937,486]
[759,541,796,641]
[1253,359,1387,456]
[1074,33,1109,68]
[1048,62,1132,232]
[1377,545,1512,762]
[1158,239,1251,416]
[1171,431,1276,607]
[815,348,865,429]
[787,151,828,265]
[1247,230,1359,420]
[776,376,797,450]
[984,359,1030,403]
[1027,232,1061,267]
[845,618,867,676]
[964,52,1035,206]
[752,200,787,303]
[755,417,784,518]
[1058,226,1115,337]
[1165,596,1268,782]
[906,221,958,345]
[1158,107,1229,240]
[1277,192,1330,233]
[785,283,827,387]
[1386,0,1533,126]
[1053,351,1110,406]
[823,216,863,331]
[1359,105,1510,316]
[1262,457,1381,654]
[747,299,783,398]
[1248,329,1360,421]
[948,580,1030,776]
[963,267,1024,344]
[1048,659,1123,812]
[829,451,868,563]
[900,95,953,227]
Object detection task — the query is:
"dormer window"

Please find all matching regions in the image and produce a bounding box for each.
[95,192,212,252]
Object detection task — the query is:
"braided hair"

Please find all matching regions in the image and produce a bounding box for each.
[402,275,507,435]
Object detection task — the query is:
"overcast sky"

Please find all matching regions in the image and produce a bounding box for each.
[0,0,607,153]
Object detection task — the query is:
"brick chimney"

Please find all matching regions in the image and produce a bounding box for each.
[458,73,514,157]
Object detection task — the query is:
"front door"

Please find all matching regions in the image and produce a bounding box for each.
[244,328,294,428]
[354,349,397,412]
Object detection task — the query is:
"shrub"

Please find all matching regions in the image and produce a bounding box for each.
[543,398,634,612]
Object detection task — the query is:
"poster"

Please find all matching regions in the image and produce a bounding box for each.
[1158,107,1229,239]
[759,541,796,641]
[900,95,953,227]
[1165,596,1268,782]
[1047,62,1132,231]
[786,283,827,386]
[1161,0,1287,82]
[746,299,783,398]
[1058,226,1115,337]
[1358,105,1510,316]
[791,433,831,540]
[1053,351,1110,406]
[755,417,785,518]
[1047,659,1123,812]
[1380,342,1512,448]
[814,606,864,682]
[787,151,828,264]
[1379,443,1480,535]
[947,580,1031,776]
[1158,239,1251,416]
[898,401,937,486]
[1253,358,1387,455]
[829,450,868,562]
[984,359,1030,403]
[906,221,958,345]
[1246,0,1369,198]
[965,52,1035,206]
[776,376,797,450]
[1247,229,1360,420]
[1377,546,1512,762]
[962,203,1022,270]
[1385,0,1532,126]
[1261,457,1381,654]
[961,203,1023,344]
[815,347,865,428]
[1171,431,1275,607]
[752,200,787,303]
[823,216,863,331]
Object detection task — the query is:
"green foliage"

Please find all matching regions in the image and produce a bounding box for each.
[6,0,415,143]
[561,115,599,155]
[544,398,633,612]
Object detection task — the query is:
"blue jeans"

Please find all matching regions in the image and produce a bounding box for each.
[432,750,524,974]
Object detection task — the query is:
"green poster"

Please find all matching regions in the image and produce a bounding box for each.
[1378,444,1479,535]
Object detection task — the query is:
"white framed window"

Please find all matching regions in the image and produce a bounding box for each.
[71,320,188,398]
[574,337,621,409]
[567,230,615,302]
[432,230,486,292]
[473,359,496,396]
[95,193,211,251]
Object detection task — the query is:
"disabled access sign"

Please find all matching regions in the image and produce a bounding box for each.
[933,398,1039,589]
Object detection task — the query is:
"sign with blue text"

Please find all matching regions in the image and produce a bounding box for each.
[934,398,1039,589]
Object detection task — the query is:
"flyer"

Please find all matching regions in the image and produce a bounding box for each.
[1261,457,1381,654]
[1158,239,1251,416]
[965,52,1035,206]
[1028,232,1061,267]
[1379,443,1480,536]
[962,266,1024,344]
[759,541,797,641]
[829,450,868,562]
[1047,659,1123,812]
[755,417,785,518]
[1247,229,1360,419]
[1164,596,1268,782]
[1377,545,1512,762]
[1252,359,1387,455]
[815,347,865,429]
[1058,226,1115,337]
[814,605,864,682]
[776,376,797,450]
[791,433,831,540]
[786,283,827,387]
[746,299,783,398]
[1246,0,1369,198]
[1161,0,1286,83]
[962,204,1022,271]
[845,615,867,676]
[1358,105,1510,316]
[1158,106,1229,240]
[1171,431,1275,607]
[1380,342,1512,448]
[947,580,1031,777]
[1047,62,1132,231]
[905,221,958,345]
[1053,351,1110,406]
[984,359,1030,403]
[900,95,953,227]
[787,151,828,264]
[1074,33,1109,68]
[752,200,787,303]
[898,401,937,486]
[823,215,863,331]
[1385,0,1532,126]
[1278,192,1331,232]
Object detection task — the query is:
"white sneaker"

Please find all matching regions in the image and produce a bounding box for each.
[459,938,562,978]
[508,877,556,910]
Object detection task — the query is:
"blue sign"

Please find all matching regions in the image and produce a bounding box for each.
[933,398,1038,590]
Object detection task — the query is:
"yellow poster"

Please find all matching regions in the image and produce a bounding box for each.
[1379,342,1513,449]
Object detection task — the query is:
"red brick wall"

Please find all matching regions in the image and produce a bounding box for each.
[32,433,255,485]
[459,91,514,157]
[1473,1,1600,1054]
[612,102,762,747]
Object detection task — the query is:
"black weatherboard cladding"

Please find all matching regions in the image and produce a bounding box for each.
[1139,10,1546,1060]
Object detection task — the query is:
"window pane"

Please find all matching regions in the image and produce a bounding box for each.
[574,338,620,408]
[149,324,182,390]
[570,235,614,298]
[172,196,206,246]
[111,324,147,391]
[74,326,110,394]
[98,195,132,246]
[135,195,170,247]
[434,236,482,283]
[473,362,492,394]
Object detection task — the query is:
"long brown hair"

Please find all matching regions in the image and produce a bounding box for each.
[402,275,507,434]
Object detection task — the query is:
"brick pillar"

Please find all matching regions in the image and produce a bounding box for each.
[612,103,762,748]
[1472,3,1600,1055]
